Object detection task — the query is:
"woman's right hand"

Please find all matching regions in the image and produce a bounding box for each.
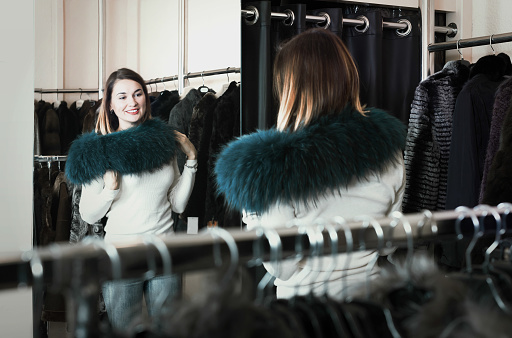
[103,170,120,190]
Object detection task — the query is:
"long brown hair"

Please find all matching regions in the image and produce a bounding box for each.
[96,68,152,135]
[273,28,365,131]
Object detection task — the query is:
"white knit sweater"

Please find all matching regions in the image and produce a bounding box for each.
[243,154,405,300]
[80,158,197,242]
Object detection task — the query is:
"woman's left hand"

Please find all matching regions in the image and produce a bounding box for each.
[175,131,197,160]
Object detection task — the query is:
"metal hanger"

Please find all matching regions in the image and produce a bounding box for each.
[250,225,282,305]
[200,226,239,291]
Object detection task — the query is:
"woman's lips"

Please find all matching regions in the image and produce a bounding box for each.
[125,109,139,115]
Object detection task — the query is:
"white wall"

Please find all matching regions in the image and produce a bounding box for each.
[0,0,35,336]
[35,0,241,104]
[470,0,512,62]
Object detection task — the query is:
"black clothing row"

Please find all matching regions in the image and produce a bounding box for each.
[34,99,100,156]
[403,53,512,214]
[160,82,241,230]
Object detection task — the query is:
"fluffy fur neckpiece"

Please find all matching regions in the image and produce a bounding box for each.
[214,106,406,214]
[65,118,178,185]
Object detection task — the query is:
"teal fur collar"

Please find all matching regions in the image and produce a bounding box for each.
[214,107,406,214]
[65,118,178,185]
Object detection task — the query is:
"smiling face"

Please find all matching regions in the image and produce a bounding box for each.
[110,79,146,131]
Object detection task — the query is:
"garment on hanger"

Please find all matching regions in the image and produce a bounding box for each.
[151,89,180,123]
[445,54,511,210]
[482,99,512,205]
[204,82,241,228]
[403,60,470,214]
[179,92,218,231]
[479,76,512,202]
[168,88,202,174]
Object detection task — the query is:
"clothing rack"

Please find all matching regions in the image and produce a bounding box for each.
[3,206,511,290]
[34,88,99,94]
[34,67,240,96]
[428,31,512,52]
[33,155,67,163]
[145,67,240,86]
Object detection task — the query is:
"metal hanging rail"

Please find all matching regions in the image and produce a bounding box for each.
[428,32,512,52]
[145,67,240,86]
[33,155,67,163]
[34,88,99,94]
[3,206,511,289]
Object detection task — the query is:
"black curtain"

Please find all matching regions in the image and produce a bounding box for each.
[241,1,421,130]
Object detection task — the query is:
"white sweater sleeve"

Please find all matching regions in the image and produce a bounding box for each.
[79,177,119,224]
[168,158,197,213]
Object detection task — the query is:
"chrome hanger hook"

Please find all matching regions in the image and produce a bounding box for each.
[474,205,502,271]
[389,211,414,271]
[454,206,482,274]
[332,216,354,300]
[201,226,239,290]
[457,39,463,59]
[417,209,438,241]
[226,67,230,83]
[490,34,496,55]
[353,215,385,299]
[251,226,282,304]
[82,237,122,280]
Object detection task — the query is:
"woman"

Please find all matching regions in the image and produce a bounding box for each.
[214,28,406,299]
[65,68,197,331]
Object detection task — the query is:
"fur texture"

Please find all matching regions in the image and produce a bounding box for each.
[403,60,470,213]
[214,106,406,214]
[65,118,178,185]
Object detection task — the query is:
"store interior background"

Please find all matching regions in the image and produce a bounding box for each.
[2,0,512,336]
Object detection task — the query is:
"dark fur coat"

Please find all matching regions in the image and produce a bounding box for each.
[482,98,512,205]
[403,60,470,213]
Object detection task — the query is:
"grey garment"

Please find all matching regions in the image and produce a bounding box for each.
[168,89,202,173]
[69,184,105,243]
[402,61,469,213]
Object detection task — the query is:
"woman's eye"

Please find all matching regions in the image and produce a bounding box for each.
[118,96,126,100]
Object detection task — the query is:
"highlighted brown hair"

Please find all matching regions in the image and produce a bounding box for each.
[273,28,365,131]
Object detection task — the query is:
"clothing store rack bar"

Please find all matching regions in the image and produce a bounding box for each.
[1,207,510,290]
[34,88,100,94]
[144,67,240,85]
[33,155,67,163]
[428,32,512,52]
[240,8,457,36]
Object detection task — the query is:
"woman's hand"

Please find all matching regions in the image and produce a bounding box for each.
[175,131,197,160]
[103,170,120,190]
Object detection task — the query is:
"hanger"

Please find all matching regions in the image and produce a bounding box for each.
[456,39,471,67]
[76,88,84,110]
[249,225,282,304]
[346,215,402,338]
[447,206,512,315]
[253,225,309,336]
[198,71,210,94]
[490,34,496,55]
[200,226,239,291]
[54,89,62,109]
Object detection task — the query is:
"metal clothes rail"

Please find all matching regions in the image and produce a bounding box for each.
[145,67,240,85]
[428,32,512,52]
[34,67,240,95]
[3,207,511,290]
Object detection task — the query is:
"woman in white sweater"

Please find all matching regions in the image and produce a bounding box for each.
[214,29,406,300]
[65,68,197,332]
